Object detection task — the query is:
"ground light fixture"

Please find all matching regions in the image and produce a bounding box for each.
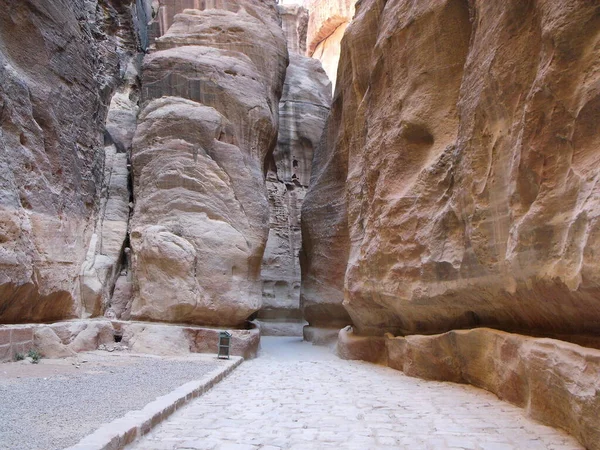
[217,331,232,359]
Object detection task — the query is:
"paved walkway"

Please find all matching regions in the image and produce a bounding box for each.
[128,337,582,450]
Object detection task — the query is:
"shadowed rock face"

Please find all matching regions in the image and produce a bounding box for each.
[261,54,331,325]
[0,0,148,323]
[129,2,288,326]
[303,0,600,337]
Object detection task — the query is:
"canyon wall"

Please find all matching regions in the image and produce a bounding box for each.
[305,0,355,91]
[129,1,288,326]
[0,0,151,323]
[302,0,600,337]
[259,5,331,334]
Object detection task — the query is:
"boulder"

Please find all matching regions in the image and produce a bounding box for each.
[34,327,76,359]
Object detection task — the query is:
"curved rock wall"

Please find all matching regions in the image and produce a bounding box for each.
[129,2,288,326]
[302,0,600,337]
[0,0,148,323]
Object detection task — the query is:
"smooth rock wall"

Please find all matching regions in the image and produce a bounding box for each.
[303,0,600,337]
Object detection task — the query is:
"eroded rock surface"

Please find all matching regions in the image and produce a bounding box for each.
[303,0,600,337]
[129,3,288,326]
[0,0,150,323]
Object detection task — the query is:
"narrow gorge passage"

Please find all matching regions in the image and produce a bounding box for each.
[129,337,582,450]
[1,0,599,449]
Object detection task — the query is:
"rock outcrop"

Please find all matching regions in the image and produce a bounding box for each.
[0,0,151,323]
[302,0,600,338]
[305,0,356,90]
[129,3,288,326]
[337,327,600,450]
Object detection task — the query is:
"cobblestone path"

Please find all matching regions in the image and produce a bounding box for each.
[128,337,582,450]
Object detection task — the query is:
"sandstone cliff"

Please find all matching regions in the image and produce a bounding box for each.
[0,0,151,323]
[129,2,288,326]
[303,0,600,337]
[306,0,356,90]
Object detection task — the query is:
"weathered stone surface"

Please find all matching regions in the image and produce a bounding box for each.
[130,3,287,326]
[117,321,260,358]
[50,320,116,352]
[339,327,600,450]
[156,0,284,39]
[105,275,134,319]
[260,54,331,329]
[184,325,260,360]
[0,0,149,323]
[303,0,600,337]
[306,0,356,89]
[155,7,287,110]
[302,326,340,347]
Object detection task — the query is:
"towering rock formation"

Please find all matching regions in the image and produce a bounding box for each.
[129,2,288,326]
[259,4,331,335]
[305,0,356,91]
[302,0,600,338]
[0,0,151,323]
[279,4,309,56]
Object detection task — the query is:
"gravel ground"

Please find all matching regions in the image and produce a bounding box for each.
[0,353,226,450]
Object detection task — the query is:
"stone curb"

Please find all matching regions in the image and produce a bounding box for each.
[64,356,243,450]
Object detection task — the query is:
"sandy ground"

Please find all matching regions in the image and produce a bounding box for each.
[0,351,227,450]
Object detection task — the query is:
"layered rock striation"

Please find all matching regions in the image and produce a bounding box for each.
[302,0,600,337]
[0,0,151,323]
[129,2,288,326]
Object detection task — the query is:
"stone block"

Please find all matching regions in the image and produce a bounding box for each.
[0,328,10,345]
[11,327,34,343]
[0,343,12,361]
